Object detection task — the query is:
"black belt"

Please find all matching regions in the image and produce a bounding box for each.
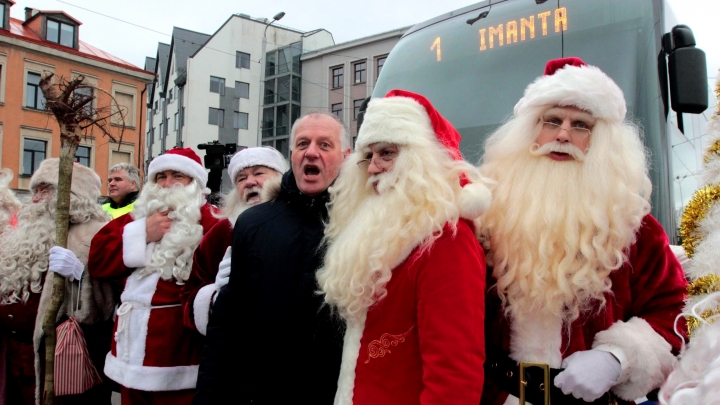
[486,354,620,405]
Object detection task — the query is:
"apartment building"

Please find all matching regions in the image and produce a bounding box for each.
[0,2,153,195]
[300,27,408,144]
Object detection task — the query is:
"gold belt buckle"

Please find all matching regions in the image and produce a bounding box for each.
[519,362,550,405]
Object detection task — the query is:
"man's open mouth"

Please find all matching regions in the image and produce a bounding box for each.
[245,191,259,201]
[304,165,320,177]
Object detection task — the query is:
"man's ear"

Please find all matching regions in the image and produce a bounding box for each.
[343,148,352,158]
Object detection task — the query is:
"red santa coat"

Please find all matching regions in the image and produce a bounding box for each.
[335,220,486,405]
[87,204,219,392]
[180,218,232,335]
[482,215,687,404]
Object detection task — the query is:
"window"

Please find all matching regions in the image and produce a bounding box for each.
[113,92,135,126]
[265,51,276,77]
[210,76,225,96]
[235,81,249,99]
[209,107,224,127]
[0,5,5,30]
[331,103,342,120]
[377,56,387,80]
[159,122,163,141]
[174,113,179,131]
[234,112,249,130]
[236,51,250,69]
[354,99,364,120]
[73,86,93,115]
[75,146,90,167]
[46,19,74,47]
[168,88,173,100]
[154,100,158,111]
[354,62,366,84]
[332,67,343,89]
[26,72,46,109]
[23,139,46,175]
[165,118,170,137]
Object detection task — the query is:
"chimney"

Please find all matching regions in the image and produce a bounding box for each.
[24,7,39,21]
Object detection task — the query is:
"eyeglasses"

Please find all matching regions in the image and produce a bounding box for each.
[357,153,398,171]
[542,121,592,140]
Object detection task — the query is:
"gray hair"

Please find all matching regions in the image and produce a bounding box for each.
[290,111,350,151]
[109,163,141,190]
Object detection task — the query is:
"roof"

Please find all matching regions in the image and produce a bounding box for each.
[170,26,210,74]
[24,10,82,26]
[1,17,150,75]
[145,56,156,72]
[156,42,170,85]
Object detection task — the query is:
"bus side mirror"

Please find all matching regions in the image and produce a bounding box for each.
[666,25,708,114]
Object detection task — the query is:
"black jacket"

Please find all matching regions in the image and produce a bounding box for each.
[194,170,344,405]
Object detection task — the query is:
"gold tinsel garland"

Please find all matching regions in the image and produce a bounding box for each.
[704,140,720,164]
[680,184,720,258]
[687,307,720,336]
[687,274,720,295]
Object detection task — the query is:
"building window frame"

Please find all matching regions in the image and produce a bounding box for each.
[209,107,224,127]
[22,138,47,175]
[331,66,343,89]
[235,81,250,99]
[376,56,387,81]
[25,71,46,110]
[233,111,249,130]
[353,61,366,84]
[74,145,91,167]
[354,99,364,121]
[236,51,251,69]
[210,76,225,96]
[46,18,75,48]
[331,103,343,120]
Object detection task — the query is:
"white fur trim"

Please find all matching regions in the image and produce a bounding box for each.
[122,217,149,268]
[104,352,198,391]
[458,182,492,220]
[503,395,521,405]
[228,147,288,182]
[355,96,435,151]
[592,317,676,400]
[117,272,159,368]
[193,284,216,336]
[510,311,563,367]
[334,315,367,405]
[148,154,208,186]
[514,64,626,123]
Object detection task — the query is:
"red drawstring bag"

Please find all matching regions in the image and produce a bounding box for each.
[54,316,103,396]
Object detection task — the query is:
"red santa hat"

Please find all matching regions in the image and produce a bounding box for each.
[356,89,491,219]
[227,146,288,182]
[147,147,208,187]
[513,56,627,123]
[29,158,102,202]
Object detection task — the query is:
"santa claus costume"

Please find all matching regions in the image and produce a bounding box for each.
[181,146,287,335]
[0,159,114,405]
[478,58,687,405]
[88,148,219,404]
[317,90,492,405]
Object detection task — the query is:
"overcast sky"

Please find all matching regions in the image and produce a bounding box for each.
[8,0,719,78]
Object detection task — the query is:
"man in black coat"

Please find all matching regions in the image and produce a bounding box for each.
[194,112,351,405]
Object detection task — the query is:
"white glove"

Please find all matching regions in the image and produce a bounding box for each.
[215,247,232,292]
[49,246,84,282]
[554,350,621,402]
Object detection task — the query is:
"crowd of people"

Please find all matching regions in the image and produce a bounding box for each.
[0,56,708,405]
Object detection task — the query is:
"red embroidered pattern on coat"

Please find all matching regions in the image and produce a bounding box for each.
[365,326,415,364]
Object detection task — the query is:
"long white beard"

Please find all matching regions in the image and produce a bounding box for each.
[318,145,467,325]
[133,182,204,284]
[0,200,56,303]
[481,139,650,324]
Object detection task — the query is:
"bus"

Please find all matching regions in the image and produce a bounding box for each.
[370,0,709,242]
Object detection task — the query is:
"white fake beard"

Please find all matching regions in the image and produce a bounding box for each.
[482,142,649,324]
[133,182,204,284]
[318,146,463,324]
[0,200,56,303]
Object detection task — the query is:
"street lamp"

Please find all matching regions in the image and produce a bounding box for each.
[257,12,286,147]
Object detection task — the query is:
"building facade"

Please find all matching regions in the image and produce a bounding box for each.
[300,27,408,144]
[145,14,333,189]
[0,3,153,196]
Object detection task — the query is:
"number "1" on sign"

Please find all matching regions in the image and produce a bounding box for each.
[431,37,441,62]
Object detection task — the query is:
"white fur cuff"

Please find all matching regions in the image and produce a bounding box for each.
[592,317,676,400]
[104,352,199,391]
[193,284,216,336]
[122,217,149,268]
